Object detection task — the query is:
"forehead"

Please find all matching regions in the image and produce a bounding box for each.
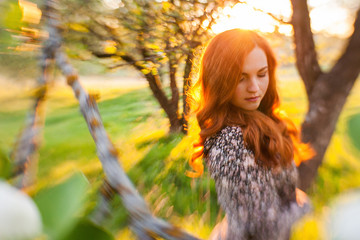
[242,47,268,73]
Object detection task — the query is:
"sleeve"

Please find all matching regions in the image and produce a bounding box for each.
[205,126,279,237]
[205,126,311,238]
[275,163,312,223]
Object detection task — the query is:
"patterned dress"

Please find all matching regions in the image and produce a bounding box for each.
[204,126,310,240]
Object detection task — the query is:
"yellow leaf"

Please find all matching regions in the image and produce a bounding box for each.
[162,2,171,11]
[103,40,117,54]
[146,43,160,50]
[104,45,117,54]
[169,36,176,43]
[141,68,151,75]
[19,0,42,24]
[68,23,89,33]
[151,68,158,75]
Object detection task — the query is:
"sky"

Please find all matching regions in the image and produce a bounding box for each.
[210,0,358,38]
[100,0,358,38]
[20,0,358,39]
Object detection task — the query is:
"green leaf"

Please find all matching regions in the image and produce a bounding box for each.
[0,148,11,179]
[61,219,114,240]
[34,172,89,240]
[348,113,360,151]
[2,3,22,30]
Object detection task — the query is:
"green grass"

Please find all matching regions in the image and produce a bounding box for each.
[0,68,360,239]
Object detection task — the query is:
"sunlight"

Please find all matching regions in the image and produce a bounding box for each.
[310,5,354,37]
[212,1,292,35]
[212,0,354,38]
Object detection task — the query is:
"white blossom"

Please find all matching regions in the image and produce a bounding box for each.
[0,181,42,240]
[326,189,360,240]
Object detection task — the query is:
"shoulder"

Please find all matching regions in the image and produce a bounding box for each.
[203,125,245,156]
[203,126,256,178]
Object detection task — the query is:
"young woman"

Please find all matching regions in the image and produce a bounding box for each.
[188,29,313,240]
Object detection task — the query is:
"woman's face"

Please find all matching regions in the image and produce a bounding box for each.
[231,47,269,111]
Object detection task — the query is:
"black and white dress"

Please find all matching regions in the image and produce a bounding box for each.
[204,126,310,240]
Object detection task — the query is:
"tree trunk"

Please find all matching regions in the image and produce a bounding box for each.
[299,72,359,190]
[182,50,195,134]
[145,73,182,133]
[169,59,182,132]
[290,0,322,96]
[291,1,360,190]
[117,54,183,134]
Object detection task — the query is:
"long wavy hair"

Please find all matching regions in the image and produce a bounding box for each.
[187,29,313,177]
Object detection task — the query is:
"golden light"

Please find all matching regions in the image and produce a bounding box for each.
[212,1,293,35]
[212,0,354,38]
[18,0,42,24]
[310,5,354,38]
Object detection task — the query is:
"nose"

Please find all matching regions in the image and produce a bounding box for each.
[247,77,260,93]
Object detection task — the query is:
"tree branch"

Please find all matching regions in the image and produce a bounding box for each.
[290,0,323,96]
[328,8,360,88]
[45,0,201,238]
[252,6,291,25]
[10,2,61,188]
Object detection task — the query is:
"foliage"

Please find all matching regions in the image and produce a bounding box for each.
[59,0,239,132]
[32,172,114,240]
[347,113,360,151]
[0,1,39,78]
[1,71,360,239]
[34,172,89,239]
[0,148,12,179]
[0,1,22,47]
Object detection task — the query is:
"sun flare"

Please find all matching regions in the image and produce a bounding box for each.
[211,0,354,38]
[211,2,292,35]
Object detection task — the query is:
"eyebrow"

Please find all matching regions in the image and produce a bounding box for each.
[258,66,268,72]
[242,66,268,75]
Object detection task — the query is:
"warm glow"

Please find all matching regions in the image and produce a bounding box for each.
[212,0,354,38]
[212,1,292,35]
[310,5,354,37]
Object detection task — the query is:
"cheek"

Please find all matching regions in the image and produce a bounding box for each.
[235,83,245,97]
[231,84,243,103]
[262,77,270,92]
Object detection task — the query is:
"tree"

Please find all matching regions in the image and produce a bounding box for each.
[61,0,360,190]
[289,0,360,190]
[61,0,238,133]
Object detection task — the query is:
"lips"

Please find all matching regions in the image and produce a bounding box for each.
[245,96,260,102]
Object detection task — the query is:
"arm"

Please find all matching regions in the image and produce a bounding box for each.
[205,126,311,238]
[205,126,279,237]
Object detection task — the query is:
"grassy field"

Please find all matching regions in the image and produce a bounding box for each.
[0,67,360,239]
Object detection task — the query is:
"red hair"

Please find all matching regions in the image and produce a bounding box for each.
[187,29,313,177]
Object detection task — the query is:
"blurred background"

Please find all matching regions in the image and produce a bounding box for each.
[0,0,360,239]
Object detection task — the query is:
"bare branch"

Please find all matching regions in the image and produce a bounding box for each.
[290,0,322,96]
[11,5,61,188]
[328,8,360,84]
[45,1,201,238]
[252,6,292,25]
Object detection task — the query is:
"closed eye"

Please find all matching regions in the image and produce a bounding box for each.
[239,75,246,82]
[258,71,268,78]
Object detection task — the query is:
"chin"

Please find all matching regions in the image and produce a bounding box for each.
[242,104,260,111]
[239,107,258,111]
